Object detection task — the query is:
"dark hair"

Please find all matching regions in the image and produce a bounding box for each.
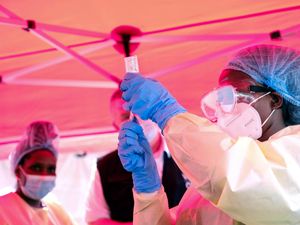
[282,100,300,125]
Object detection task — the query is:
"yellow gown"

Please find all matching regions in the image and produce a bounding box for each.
[0,192,76,225]
[133,112,300,225]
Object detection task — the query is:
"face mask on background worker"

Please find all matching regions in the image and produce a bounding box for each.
[18,166,56,200]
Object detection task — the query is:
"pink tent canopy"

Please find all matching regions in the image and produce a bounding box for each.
[1,1,300,148]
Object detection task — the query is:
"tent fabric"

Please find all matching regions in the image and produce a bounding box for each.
[1,1,300,142]
[1,1,300,224]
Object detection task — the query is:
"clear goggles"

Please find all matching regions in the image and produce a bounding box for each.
[200,85,272,122]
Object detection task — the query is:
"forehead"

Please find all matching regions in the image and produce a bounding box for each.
[22,149,56,165]
[218,69,260,90]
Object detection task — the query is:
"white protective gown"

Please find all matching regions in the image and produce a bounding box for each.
[133,112,300,225]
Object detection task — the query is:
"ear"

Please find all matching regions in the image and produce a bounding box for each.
[270,92,283,109]
[15,166,21,179]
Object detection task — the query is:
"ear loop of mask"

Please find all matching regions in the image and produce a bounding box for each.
[18,166,26,185]
[248,91,276,127]
[261,109,276,127]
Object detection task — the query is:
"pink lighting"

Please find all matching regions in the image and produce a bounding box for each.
[0,2,300,140]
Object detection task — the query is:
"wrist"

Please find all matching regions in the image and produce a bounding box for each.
[153,101,186,130]
[134,182,161,194]
[133,170,161,193]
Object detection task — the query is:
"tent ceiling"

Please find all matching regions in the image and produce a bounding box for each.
[1,1,300,144]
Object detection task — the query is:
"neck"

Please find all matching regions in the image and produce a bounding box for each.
[259,110,286,141]
[16,188,43,208]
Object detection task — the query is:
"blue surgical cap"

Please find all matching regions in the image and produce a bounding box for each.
[224,44,300,125]
[10,121,59,171]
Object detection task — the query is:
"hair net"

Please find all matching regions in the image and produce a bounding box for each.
[10,121,59,171]
[224,44,300,125]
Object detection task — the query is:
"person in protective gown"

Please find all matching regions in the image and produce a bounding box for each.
[0,121,76,225]
[117,44,300,225]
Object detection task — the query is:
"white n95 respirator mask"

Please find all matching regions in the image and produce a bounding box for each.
[216,102,262,139]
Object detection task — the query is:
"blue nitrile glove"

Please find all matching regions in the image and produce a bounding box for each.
[118,120,161,193]
[120,73,186,130]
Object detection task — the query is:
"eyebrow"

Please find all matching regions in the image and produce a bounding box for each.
[29,161,56,166]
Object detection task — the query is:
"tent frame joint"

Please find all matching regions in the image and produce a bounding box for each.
[23,19,36,32]
[270,30,282,40]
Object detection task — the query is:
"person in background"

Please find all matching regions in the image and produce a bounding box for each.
[118,44,300,225]
[0,120,76,225]
[85,89,188,225]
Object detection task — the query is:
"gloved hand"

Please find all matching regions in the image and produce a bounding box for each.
[120,73,186,130]
[118,120,161,193]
